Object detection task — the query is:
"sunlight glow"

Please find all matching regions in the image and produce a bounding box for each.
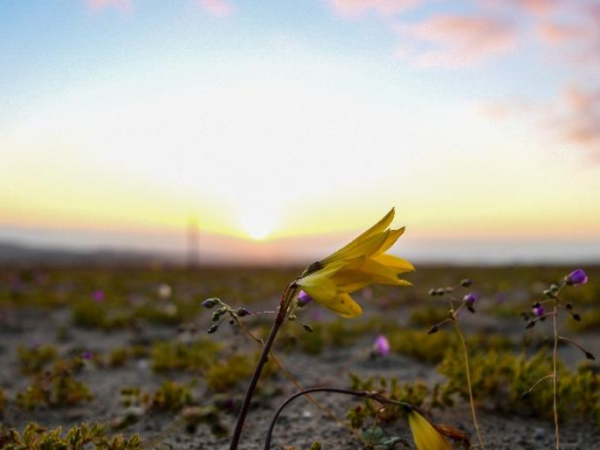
[239,207,277,241]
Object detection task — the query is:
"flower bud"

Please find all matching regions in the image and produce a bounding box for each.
[303,324,314,333]
[428,325,439,335]
[298,290,313,306]
[463,293,476,305]
[532,305,544,317]
[207,324,219,334]
[566,269,588,287]
[460,279,472,288]
[201,298,219,309]
[236,307,250,317]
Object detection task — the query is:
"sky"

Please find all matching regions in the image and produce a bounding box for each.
[1,0,600,264]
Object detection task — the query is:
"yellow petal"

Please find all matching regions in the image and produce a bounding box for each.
[330,270,373,293]
[323,230,390,265]
[351,207,395,241]
[373,254,415,273]
[408,411,453,450]
[296,261,346,301]
[357,259,411,286]
[298,278,337,302]
[317,292,363,318]
[321,208,395,264]
[375,227,405,256]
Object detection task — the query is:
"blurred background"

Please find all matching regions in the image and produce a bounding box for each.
[1,0,600,266]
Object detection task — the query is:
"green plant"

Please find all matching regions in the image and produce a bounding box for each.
[522,269,594,449]
[151,339,221,373]
[17,345,58,375]
[16,358,92,410]
[347,373,433,429]
[121,381,194,413]
[0,422,142,450]
[150,381,194,412]
[388,329,455,364]
[108,347,132,368]
[437,348,600,425]
[206,353,275,393]
[426,280,487,450]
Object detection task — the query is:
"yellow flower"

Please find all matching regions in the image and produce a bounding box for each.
[408,409,453,450]
[296,208,414,318]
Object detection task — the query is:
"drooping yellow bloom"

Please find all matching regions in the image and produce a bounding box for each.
[296,208,414,318]
[408,409,453,450]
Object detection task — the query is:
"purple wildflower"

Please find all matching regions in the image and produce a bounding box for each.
[566,269,588,287]
[92,290,105,302]
[463,293,476,305]
[532,305,545,317]
[298,290,313,306]
[374,335,390,357]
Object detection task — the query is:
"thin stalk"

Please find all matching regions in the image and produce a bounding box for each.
[231,313,361,442]
[454,321,486,450]
[525,374,554,395]
[264,387,411,450]
[553,303,560,450]
[229,283,298,450]
[558,336,594,360]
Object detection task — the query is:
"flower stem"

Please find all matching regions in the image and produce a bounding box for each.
[229,283,298,450]
[231,313,361,442]
[264,387,411,450]
[553,303,560,450]
[454,321,486,450]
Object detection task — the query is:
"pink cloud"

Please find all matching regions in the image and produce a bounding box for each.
[86,0,132,11]
[395,15,517,67]
[198,0,235,17]
[537,22,586,44]
[325,0,421,19]
[557,86,600,153]
[487,0,558,16]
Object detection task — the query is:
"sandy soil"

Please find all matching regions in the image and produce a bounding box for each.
[1,305,599,450]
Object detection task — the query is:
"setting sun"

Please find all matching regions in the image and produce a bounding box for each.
[239,207,277,241]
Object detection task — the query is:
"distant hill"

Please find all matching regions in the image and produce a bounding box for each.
[0,241,177,267]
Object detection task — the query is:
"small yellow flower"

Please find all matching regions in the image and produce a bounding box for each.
[296,208,414,318]
[408,409,453,450]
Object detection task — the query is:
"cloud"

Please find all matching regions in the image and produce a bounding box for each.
[325,0,421,19]
[86,0,132,11]
[85,0,235,16]
[198,0,235,17]
[556,86,600,154]
[395,15,518,67]
[486,0,558,16]
[537,22,585,44]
